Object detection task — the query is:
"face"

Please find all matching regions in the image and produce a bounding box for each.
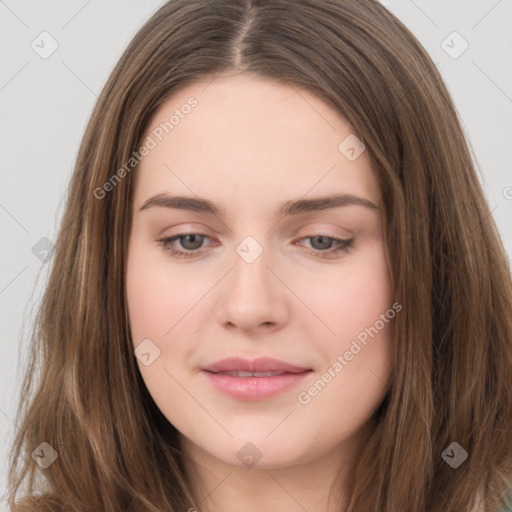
[126,73,395,473]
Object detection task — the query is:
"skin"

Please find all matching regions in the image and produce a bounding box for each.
[126,73,395,512]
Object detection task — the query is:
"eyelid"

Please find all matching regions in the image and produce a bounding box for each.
[156,223,215,237]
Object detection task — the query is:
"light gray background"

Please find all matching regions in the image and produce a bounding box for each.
[1,0,511,504]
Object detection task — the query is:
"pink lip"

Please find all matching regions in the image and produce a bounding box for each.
[201,357,312,400]
[202,356,310,373]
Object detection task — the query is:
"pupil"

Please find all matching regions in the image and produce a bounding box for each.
[313,236,331,250]
[183,234,202,249]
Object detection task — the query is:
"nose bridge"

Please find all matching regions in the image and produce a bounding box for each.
[217,231,289,330]
[235,234,266,266]
[230,233,274,299]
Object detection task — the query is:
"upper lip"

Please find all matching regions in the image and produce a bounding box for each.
[202,357,311,374]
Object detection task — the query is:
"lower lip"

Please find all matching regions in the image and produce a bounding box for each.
[202,370,312,400]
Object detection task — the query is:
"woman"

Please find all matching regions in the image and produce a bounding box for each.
[7,0,512,511]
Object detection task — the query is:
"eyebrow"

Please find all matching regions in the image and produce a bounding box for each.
[138,193,379,217]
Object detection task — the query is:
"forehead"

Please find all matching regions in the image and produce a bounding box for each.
[134,73,380,211]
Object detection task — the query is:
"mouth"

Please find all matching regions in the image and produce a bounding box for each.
[207,370,303,378]
[202,356,311,374]
[201,359,313,401]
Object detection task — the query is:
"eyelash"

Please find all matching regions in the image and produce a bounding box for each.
[157,233,354,259]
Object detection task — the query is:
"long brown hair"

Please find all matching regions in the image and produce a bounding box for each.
[7,0,512,510]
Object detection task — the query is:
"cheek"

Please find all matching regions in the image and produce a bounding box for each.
[126,252,170,343]
[344,249,393,332]
[295,250,395,440]
[296,241,393,344]
[126,243,199,424]
[329,245,395,390]
[126,243,209,343]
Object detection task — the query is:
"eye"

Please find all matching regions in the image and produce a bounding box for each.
[157,233,354,259]
[157,233,211,258]
[296,235,354,259]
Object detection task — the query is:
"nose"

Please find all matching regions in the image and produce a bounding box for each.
[217,242,290,333]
